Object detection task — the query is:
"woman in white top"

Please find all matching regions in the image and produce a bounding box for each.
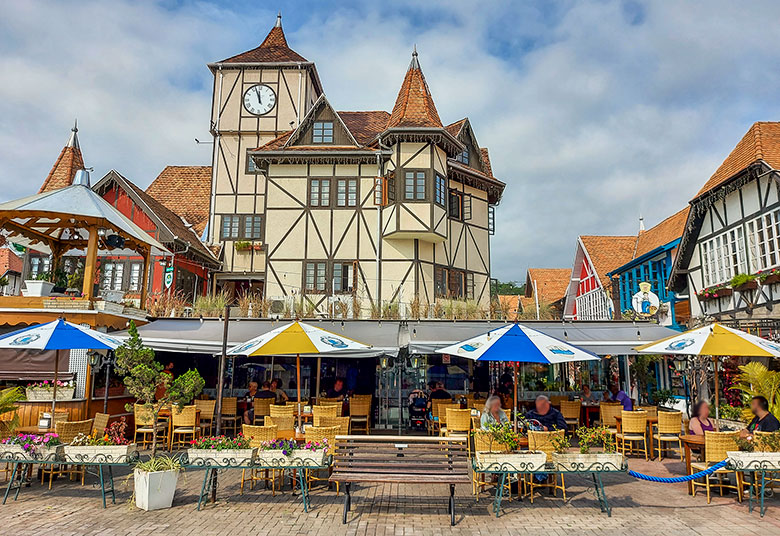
[480,395,509,428]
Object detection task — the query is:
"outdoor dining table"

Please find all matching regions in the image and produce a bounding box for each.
[581,404,600,427]
[614,414,659,459]
[680,434,706,495]
[14,426,57,434]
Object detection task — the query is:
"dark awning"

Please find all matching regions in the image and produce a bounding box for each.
[0,349,73,381]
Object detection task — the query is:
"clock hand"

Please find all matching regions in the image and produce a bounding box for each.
[255,86,262,104]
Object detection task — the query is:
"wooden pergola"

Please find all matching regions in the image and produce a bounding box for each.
[0,184,170,304]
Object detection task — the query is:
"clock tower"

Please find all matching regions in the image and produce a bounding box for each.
[207,14,323,283]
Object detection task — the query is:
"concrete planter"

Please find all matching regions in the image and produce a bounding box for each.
[727,451,780,471]
[0,443,64,461]
[25,387,74,401]
[94,300,124,314]
[475,451,547,472]
[255,449,328,467]
[22,280,54,297]
[552,452,625,472]
[43,299,91,310]
[63,443,137,464]
[134,468,179,511]
[187,447,257,467]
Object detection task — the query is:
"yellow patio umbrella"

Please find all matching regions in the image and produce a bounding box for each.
[227,321,371,431]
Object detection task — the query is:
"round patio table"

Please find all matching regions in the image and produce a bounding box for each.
[680,434,706,495]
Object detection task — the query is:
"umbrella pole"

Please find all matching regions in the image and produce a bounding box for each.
[296,354,302,433]
[51,349,59,426]
[713,356,720,420]
[315,356,322,403]
[513,362,518,432]
[212,305,230,503]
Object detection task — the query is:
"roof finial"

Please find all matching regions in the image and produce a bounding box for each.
[275,11,282,28]
[72,118,78,133]
[409,45,420,70]
[639,215,645,232]
[67,119,80,149]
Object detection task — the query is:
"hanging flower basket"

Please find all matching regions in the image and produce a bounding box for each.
[551,452,625,472]
[727,451,780,471]
[475,451,547,472]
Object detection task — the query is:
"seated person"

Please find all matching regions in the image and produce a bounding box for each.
[602,390,612,402]
[741,395,780,438]
[610,384,633,411]
[688,401,716,435]
[427,381,452,411]
[480,395,509,428]
[242,382,259,424]
[580,385,598,403]
[271,378,289,403]
[525,395,568,431]
[326,378,347,401]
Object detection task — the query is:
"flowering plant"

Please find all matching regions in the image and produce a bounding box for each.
[758,268,780,282]
[70,418,129,446]
[190,434,250,450]
[26,380,73,390]
[258,438,328,456]
[575,425,616,454]
[472,422,524,451]
[299,438,328,453]
[697,283,731,300]
[1,433,61,454]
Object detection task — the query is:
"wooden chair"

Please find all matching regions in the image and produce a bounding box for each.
[691,431,745,503]
[240,424,279,495]
[194,399,216,435]
[270,404,295,418]
[92,412,110,436]
[318,416,350,435]
[252,398,273,425]
[349,397,372,434]
[616,410,648,460]
[133,404,168,449]
[43,419,93,489]
[526,430,567,502]
[312,405,339,426]
[654,411,683,460]
[560,400,581,430]
[170,406,200,450]
[599,403,622,434]
[219,397,240,436]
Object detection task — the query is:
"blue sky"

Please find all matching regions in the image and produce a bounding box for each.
[2,1,780,282]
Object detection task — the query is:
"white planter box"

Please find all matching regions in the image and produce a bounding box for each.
[0,443,64,461]
[134,468,179,511]
[187,447,256,467]
[25,387,74,401]
[101,290,125,303]
[23,280,54,297]
[255,448,328,468]
[94,300,124,314]
[727,451,780,471]
[552,452,626,472]
[63,443,137,464]
[475,451,548,472]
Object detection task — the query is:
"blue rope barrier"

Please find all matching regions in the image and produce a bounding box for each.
[627,459,729,483]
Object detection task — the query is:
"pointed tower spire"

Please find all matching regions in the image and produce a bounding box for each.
[275,11,282,28]
[386,48,443,129]
[639,215,645,232]
[218,13,306,63]
[38,121,86,194]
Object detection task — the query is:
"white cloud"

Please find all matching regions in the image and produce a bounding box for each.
[2,0,780,282]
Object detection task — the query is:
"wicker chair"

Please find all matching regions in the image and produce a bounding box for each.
[43,419,93,488]
[39,410,69,427]
[240,424,279,495]
[170,405,200,450]
[219,397,240,436]
[637,405,658,418]
[349,397,372,434]
[434,403,458,436]
[428,399,452,435]
[550,395,569,406]
[599,403,623,434]
[266,415,295,433]
[133,404,168,449]
[616,410,648,460]
[252,398,273,425]
[654,411,683,460]
[270,404,295,418]
[560,400,581,430]
[92,412,110,436]
[312,405,339,426]
[318,416,350,435]
[691,431,745,503]
[471,431,513,499]
[194,399,216,435]
[317,397,342,407]
[526,430,567,502]
[304,425,340,493]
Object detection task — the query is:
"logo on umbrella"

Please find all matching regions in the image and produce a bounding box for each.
[229,341,256,355]
[547,345,574,355]
[321,336,347,349]
[758,339,780,352]
[10,333,40,346]
[666,338,695,351]
[459,342,482,352]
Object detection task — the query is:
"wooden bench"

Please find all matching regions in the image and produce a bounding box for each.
[329,435,470,525]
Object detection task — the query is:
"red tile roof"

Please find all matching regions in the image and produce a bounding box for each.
[634,206,690,258]
[697,122,780,197]
[0,248,22,275]
[480,148,493,178]
[338,111,390,145]
[219,19,307,64]
[145,166,212,236]
[39,129,84,193]
[386,51,442,129]
[525,268,571,303]
[445,119,466,138]
[580,235,637,288]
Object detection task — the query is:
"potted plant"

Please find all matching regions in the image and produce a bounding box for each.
[22,272,55,297]
[759,268,780,285]
[729,432,780,471]
[234,240,252,252]
[63,418,136,463]
[0,387,23,438]
[473,423,547,472]
[1,432,63,461]
[731,273,758,292]
[114,321,205,510]
[697,283,733,302]
[256,438,329,468]
[187,434,256,467]
[133,455,182,511]
[551,426,625,471]
[252,242,264,251]
[25,380,75,401]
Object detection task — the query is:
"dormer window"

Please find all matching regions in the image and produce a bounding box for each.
[456,148,469,165]
[313,121,333,143]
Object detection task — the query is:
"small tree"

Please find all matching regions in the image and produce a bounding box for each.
[115,321,205,457]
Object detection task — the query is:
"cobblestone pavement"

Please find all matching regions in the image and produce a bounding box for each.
[2,457,777,535]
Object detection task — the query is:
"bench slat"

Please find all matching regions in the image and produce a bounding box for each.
[329,472,471,484]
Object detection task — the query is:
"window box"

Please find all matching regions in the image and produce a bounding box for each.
[252,243,264,252]
[761,273,780,285]
[698,288,732,301]
[187,447,256,467]
[734,280,758,292]
[234,241,252,252]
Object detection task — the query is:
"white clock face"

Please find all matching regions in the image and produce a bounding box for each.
[243,84,276,115]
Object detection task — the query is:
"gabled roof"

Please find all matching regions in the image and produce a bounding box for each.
[386,49,442,129]
[39,123,85,194]
[339,111,391,146]
[284,95,359,148]
[579,235,637,288]
[480,148,493,177]
[0,248,22,276]
[145,166,212,236]
[634,206,690,258]
[217,14,307,64]
[445,119,467,138]
[696,122,780,198]
[525,268,571,304]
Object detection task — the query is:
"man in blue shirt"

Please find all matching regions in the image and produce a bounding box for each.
[610,385,633,411]
[525,395,568,431]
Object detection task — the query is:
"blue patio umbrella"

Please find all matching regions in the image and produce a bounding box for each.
[0,319,121,419]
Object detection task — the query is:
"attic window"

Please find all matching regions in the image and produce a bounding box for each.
[456,149,469,165]
[313,121,333,143]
